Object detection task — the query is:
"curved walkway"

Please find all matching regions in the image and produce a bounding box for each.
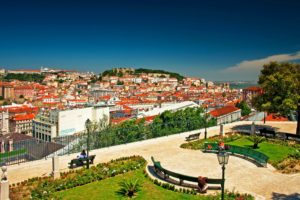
[7,121,300,200]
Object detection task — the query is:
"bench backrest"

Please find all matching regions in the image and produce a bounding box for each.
[189,133,200,137]
[204,143,269,164]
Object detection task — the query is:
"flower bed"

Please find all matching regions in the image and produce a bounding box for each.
[180,132,242,150]
[9,155,146,200]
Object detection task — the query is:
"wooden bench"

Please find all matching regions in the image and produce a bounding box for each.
[258,128,276,138]
[151,156,222,191]
[283,133,300,141]
[185,132,201,141]
[69,155,96,168]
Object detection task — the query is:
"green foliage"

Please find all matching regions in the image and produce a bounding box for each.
[252,62,300,134]
[56,79,64,83]
[0,96,4,100]
[101,68,184,81]
[228,137,299,164]
[2,101,10,105]
[246,134,265,149]
[90,76,98,83]
[0,148,27,162]
[79,107,217,151]
[134,68,184,81]
[26,156,146,200]
[57,168,253,200]
[181,133,242,150]
[117,179,141,198]
[117,80,124,85]
[236,101,251,116]
[4,73,45,83]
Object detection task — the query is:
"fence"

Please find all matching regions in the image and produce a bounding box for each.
[0,118,216,166]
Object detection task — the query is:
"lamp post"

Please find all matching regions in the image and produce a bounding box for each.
[85,118,91,169]
[217,151,229,200]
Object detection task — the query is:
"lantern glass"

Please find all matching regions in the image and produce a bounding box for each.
[217,152,229,165]
[224,153,229,164]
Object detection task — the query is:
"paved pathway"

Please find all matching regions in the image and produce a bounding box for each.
[7,121,300,200]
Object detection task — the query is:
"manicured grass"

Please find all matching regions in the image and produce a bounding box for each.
[55,169,210,200]
[227,138,298,163]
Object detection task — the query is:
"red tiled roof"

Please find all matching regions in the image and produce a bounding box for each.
[14,85,35,90]
[209,106,240,117]
[264,113,288,121]
[243,86,262,92]
[0,82,14,87]
[13,113,35,121]
[111,117,130,124]
[0,105,38,113]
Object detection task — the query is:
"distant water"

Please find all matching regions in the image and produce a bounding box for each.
[230,82,258,89]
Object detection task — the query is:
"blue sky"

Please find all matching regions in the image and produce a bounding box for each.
[0,0,300,81]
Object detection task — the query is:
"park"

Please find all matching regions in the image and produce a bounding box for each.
[2,121,299,200]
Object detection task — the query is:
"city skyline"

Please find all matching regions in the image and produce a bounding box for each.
[1,0,300,81]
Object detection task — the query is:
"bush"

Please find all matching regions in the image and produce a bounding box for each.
[117,179,141,198]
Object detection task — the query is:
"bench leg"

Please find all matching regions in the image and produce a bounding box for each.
[179,179,183,185]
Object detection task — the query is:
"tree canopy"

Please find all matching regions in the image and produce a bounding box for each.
[236,101,251,116]
[252,62,300,135]
[3,73,45,83]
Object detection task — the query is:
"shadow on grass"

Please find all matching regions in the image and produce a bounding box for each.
[271,192,300,200]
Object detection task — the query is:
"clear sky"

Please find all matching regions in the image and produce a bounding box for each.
[1,0,300,81]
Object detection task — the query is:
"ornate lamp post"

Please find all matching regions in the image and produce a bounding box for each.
[217,151,229,200]
[85,118,92,169]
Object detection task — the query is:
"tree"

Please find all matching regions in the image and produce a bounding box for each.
[247,134,265,149]
[252,62,300,135]
[117,179,141,198]
[236,101,251,116]
[117,80,124,85]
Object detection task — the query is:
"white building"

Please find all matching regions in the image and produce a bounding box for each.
[32,106,109,141]
[0,111,9,134]
[137,101,199,118]
[209,106,241,125]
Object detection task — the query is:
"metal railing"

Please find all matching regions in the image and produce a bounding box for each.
[1,118,216,166]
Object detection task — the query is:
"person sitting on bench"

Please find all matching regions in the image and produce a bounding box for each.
[78,149,87,158]
[198,176,208,193]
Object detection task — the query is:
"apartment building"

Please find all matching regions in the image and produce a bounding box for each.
[32,106,110,141]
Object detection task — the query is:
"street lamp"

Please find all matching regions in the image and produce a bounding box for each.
[217,151,229,200]
[85,118,92,169]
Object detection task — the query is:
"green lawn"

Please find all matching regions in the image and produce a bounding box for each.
[55,169,210,200]
[227,138,298,163]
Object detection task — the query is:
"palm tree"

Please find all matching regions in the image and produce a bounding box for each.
[247,134,265,149]
[117,179,141,198]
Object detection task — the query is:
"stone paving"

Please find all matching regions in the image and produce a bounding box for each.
[6,121,300,200]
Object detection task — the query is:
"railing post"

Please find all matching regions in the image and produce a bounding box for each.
[0,166,9,200]
[52,156,60,179]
